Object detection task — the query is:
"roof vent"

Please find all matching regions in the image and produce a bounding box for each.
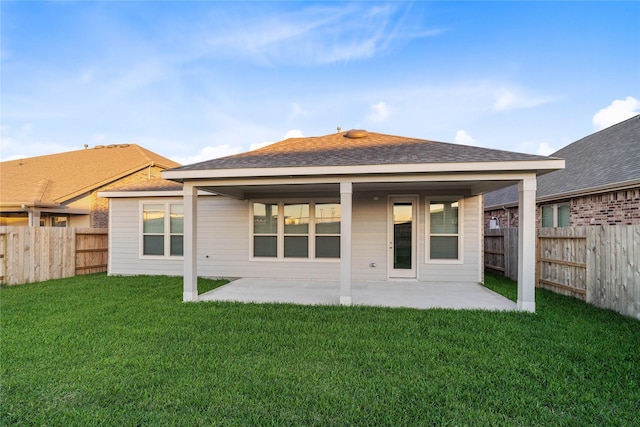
[345,129,368,139]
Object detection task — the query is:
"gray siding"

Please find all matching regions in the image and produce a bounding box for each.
[109,193,482,283]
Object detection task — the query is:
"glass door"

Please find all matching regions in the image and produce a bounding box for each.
[388,197,417,278]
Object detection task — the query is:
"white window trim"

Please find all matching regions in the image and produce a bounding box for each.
[139,200,184,259]
[425,197,464,265]
[250,199,341,262]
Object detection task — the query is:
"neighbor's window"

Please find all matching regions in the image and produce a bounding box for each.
[429,201,459,260]
[142,203,183,257]
[252,201,340,259]
[541,203,570,227]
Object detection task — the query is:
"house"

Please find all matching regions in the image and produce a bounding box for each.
[485,115,640,228]
[101,129,564,311]
[0,144,181,227]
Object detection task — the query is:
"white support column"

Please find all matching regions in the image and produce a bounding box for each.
[27,209,41,226]
[183,183,198,302]
[517,176,537,312]
[340,182,353,305]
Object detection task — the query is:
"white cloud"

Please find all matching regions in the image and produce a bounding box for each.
[171,144,242,165]
[592,96,640,130]
[536,142,555,156]
[494,87,554,111]
[453,130,482,147]
[368,101,390,122]
[204,3,438,66]
[515,140,556,156]
[283,129,304,139]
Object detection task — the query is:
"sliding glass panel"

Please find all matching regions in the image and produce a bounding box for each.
[254,236,277,257]
[143,204,164,233]
[316,236,340,258]
[393,202,413,269]
[254,203,278,234]
[143,235,164,255]
[430,236,458,259]
[284,236,308,258]
[315,203,341,234]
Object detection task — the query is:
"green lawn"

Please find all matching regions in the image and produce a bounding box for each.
[2,273,639,426]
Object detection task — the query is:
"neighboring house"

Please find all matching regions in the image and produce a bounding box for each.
[101,129,564,311]
[0,144,181,227]
[485,115,640,229]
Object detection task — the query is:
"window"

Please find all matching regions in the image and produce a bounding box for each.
[541,203,570,227]
[51,216,68,227]
[253,202,278,257]
[142,203,183,257]
[252,201,340,259]
[315,203,341,258]
[428,200,460,260]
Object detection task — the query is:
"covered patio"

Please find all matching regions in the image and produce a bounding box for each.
[198,278,517,310]
[163,130,564,313]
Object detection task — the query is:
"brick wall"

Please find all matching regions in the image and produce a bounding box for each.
[90,166,168,228]
[484,187,640,228]
[571,188,640,226]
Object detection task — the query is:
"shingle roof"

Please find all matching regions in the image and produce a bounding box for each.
[172,131,552,172]
[484,115,640,209]
[0,144,181,206]
[106,178,183,192]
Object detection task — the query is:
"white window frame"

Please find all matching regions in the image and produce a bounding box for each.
[250,199,340,262]
[541,203,570,228]
[139,201,184,259]
[425,197,464,264]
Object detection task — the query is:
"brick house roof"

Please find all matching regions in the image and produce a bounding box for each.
[484,114,640,209]
[0,144,181,207]
[172,130,552,172]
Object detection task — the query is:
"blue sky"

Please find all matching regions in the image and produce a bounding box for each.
[1,1,639,164]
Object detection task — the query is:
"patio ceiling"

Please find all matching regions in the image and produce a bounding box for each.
[194,179,522,200]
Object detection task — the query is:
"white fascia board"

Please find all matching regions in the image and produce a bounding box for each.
[173,171,539,188]
[162,159,565,181]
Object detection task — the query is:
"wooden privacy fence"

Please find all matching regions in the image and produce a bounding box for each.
[484,225,640,320]
[0,226,108,286]
[484,228,518,281]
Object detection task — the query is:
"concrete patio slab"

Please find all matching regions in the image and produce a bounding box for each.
[198,278,518,311]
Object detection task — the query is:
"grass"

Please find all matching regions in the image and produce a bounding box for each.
[1,273,639,426]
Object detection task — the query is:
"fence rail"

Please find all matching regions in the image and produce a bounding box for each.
[484,225,640,320]
[0,226,108,286]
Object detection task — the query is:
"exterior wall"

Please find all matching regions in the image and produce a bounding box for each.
[484,187,640,228]
[571,188,640,226]
[109,191,483,283]
[420,195,482,283]
[92,165,168,228]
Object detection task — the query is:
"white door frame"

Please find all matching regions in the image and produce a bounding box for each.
[387,195,418,279]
